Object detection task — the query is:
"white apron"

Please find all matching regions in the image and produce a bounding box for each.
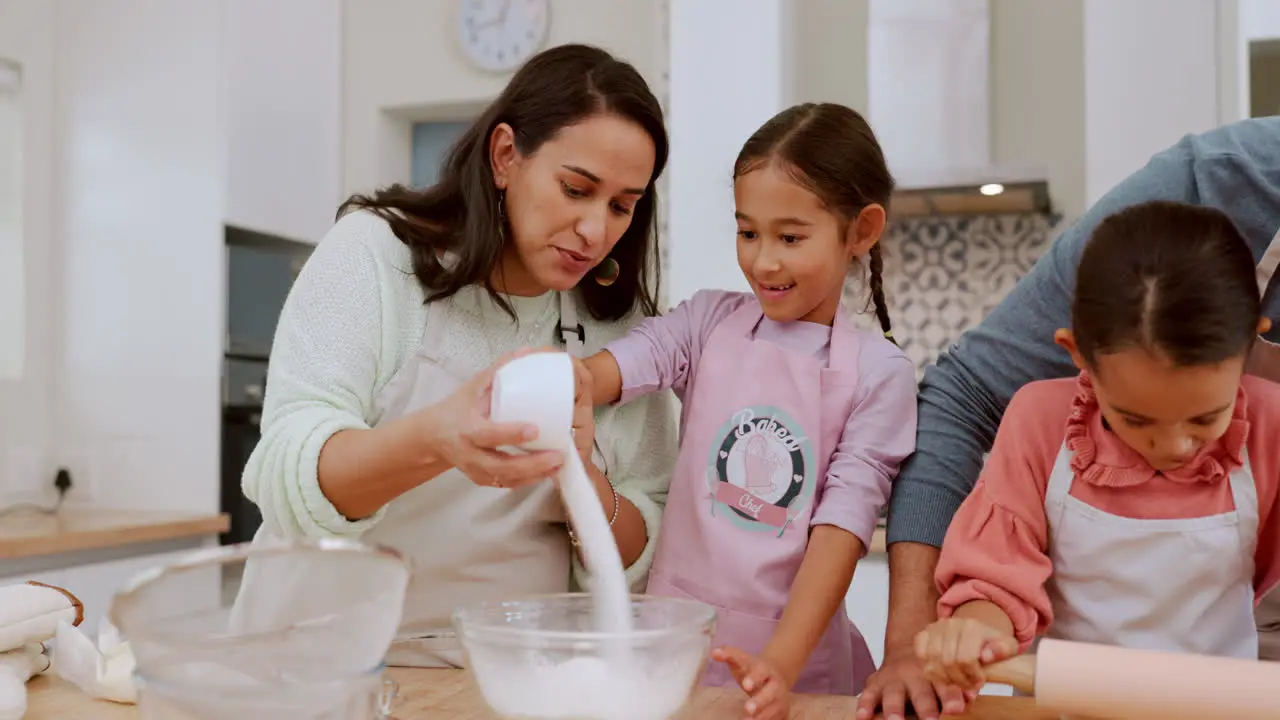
[233,292,609,669]
[1041,444,1260,658]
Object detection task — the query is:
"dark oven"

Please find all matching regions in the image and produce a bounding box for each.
[221,356,267,545]
[220,227,311,545]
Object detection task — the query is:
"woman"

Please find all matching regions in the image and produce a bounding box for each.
[232,44,678,668]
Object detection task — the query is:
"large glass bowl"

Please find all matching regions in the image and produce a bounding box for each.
[109,538,408,719]
[453,593,716,720]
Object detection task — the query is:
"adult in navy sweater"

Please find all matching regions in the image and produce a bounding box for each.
[858,117,1280,720]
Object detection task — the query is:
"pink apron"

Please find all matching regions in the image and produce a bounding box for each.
[645,299,876,695]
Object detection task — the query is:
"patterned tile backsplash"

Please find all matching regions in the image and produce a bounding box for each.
[875,212,1064,375]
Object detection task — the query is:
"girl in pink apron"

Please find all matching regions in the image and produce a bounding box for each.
[916,201,1280,695]
[583,103,918,718]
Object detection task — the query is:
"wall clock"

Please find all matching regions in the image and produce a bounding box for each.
[456,0,551,73]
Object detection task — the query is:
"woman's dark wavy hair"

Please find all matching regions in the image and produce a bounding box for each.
[338,44,668,321]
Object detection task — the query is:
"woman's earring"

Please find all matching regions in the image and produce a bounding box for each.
[595,257,620,287]
[497,190,507,239]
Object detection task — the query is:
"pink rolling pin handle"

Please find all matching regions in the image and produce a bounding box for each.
[1021,639,1280,720]
[982,653,1037,695]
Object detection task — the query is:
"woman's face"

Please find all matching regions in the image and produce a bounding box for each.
[490,113,656,295]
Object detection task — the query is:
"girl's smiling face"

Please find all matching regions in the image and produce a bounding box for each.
[733,162,883,326]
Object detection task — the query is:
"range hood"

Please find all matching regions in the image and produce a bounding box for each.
[889,166,1052,217]
[868,0,1052,217]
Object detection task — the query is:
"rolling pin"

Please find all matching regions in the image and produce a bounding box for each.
[984,638,1280,719]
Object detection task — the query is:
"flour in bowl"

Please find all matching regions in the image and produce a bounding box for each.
[475,655,702,720]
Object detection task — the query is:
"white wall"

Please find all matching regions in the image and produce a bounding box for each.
[664,0,874,304]
[0,0,56,501]
[51,0,226,512]
[990,0,1087,218]
[990,0,1233,218]
[1242,0,1280,40]
[1082,0,1223,206]
[3,0,654,509]
[342,0,871,306]
[1218,0,1248,125]
[667,0,793,303]
[0,62,21,382]
[0,0,226,511]
[341,0,664,197]
[1,0,346,512]
[869,0,991,188]
[792,2,871,113]
[223,0,343,244]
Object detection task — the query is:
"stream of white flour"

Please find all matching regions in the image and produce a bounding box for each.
[557,446,634,641]
[490,355,634,643]
[486,355,696,719]
[477,441,663,720]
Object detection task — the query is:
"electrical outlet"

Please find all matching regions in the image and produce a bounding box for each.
[57,450,96,504]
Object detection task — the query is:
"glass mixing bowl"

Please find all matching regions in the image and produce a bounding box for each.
[453,593,716,720]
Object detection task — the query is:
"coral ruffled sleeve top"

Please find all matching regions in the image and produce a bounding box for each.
[934,374,1280,650]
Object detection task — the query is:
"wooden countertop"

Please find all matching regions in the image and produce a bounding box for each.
[26,668,1055,719]
[0,507,229,560]
[0,507,877,561]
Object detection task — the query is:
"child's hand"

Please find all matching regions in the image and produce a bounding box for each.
[913,618,1018,692]
[567,354,596,463]
[712,646,792,720]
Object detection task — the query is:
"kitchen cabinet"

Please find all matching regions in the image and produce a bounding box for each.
[221,0,342,245]
[868,0,990,186]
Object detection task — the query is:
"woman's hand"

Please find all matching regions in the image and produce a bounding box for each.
[424,348,567,489]
[913,617,1018,693]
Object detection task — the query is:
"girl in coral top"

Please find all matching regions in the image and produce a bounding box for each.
[915,200,1280,694]
[583,104,917,720]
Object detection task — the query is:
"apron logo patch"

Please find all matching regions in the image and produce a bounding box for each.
[706,406,815,536]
